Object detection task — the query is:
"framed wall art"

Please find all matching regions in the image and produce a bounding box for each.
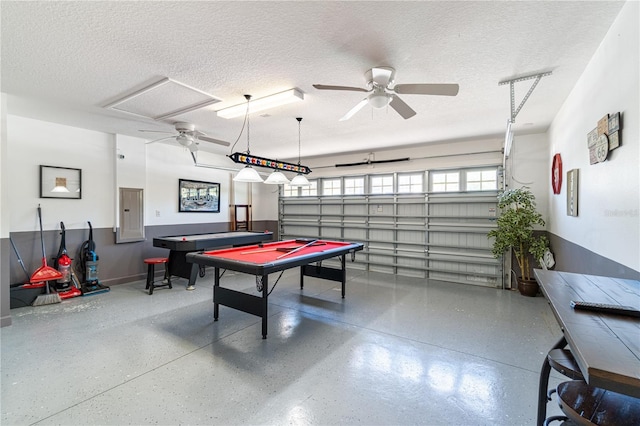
[178,179,220,213]
[40,165,82,199]
[567,169,579,217]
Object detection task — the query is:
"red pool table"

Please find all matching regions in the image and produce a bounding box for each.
[186,239,364,338]
[153,231,273,289]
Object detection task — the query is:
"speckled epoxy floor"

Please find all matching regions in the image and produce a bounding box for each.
[2,269,566,425]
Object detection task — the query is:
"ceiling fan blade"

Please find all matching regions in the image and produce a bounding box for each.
[145,136,175,145]
[393,83,459,96]
[371,67,394,87]
[196,135,231,147]
[339,98,369,121]
[313,84,369,92]
[389,96,417,119]
[139,129,173,135]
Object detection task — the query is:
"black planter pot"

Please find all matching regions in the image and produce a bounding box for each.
[517,277,539,297]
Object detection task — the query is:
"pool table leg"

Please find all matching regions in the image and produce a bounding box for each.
[213,267,219,321]
[300,267,304,290]
[340,255,346,298]
[187,263,199,290]
[262,274,268,339]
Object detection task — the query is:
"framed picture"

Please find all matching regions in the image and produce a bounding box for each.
[597,114,609,135]
[179,179,220,213]
[608,112,620,134]
[608,131,620,150]
[40,165,82,199]
[587,127,598,148]
[567,169,579,217]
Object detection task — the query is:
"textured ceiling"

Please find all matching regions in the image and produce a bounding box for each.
[1,1,625,162]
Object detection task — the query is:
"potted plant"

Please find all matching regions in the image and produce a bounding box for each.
[488,187,549,296]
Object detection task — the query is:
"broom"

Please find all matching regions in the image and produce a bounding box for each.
[32,205,62,306]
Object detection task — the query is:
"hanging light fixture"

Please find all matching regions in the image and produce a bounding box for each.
[368,87,392,109]
[233,95,264,183]
[264,170,290,185]
[290,117,310,187]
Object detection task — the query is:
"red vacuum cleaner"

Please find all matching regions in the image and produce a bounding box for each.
[53,221,82,300]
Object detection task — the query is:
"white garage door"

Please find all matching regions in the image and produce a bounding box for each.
[280,167,503,288]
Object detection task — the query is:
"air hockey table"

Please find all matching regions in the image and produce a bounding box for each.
[186,239,364,338]
[153,231,273,289]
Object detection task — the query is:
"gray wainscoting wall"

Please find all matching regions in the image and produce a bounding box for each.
[548,233,640,280]
[2,221,278,326]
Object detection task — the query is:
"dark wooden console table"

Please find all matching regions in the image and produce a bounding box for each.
[534,269,640,424]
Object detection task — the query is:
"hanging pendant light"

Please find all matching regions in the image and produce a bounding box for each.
[264,170,290,185]
[290,117,310,187]
[233,95,264,183]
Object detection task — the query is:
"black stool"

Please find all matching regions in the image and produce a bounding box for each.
[542,348,585,425]
[539,336,585,425]
[144,257,171,295]
[554,380,640,425]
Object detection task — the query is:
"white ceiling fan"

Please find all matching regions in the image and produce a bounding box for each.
[313,66,459,121]
[141,122,230,152]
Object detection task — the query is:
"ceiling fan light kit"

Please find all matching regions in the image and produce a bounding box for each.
[175,133,193,146]
[217,88,304,119]
[368,91,392,109]
[142,121,231,152]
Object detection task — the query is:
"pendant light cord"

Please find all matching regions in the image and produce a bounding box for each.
[246,99,251,155]
[228,95,252,154]
[297,117,302,165]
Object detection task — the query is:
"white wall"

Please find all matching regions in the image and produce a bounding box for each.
[145,144,232,225]
[304,137,503,178]
[548,0,639,271]
[506,133,550,228]
[4,113,280,234]
[7,115,115,231]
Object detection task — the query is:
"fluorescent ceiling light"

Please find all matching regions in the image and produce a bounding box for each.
[217,89,304,119]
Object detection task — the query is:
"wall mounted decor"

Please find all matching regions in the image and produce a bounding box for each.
[567,169,579,217]
[40,165,81,199]
[588,111,621,164]
[552,153,563,195]
[178,179,220,213]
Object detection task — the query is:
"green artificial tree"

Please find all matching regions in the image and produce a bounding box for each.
[488,187,549,282]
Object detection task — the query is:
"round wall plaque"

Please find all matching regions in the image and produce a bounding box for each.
[552,153,562,194]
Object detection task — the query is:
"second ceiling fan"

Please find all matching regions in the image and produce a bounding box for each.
[141,122,230,152]
[313,66,459,121]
